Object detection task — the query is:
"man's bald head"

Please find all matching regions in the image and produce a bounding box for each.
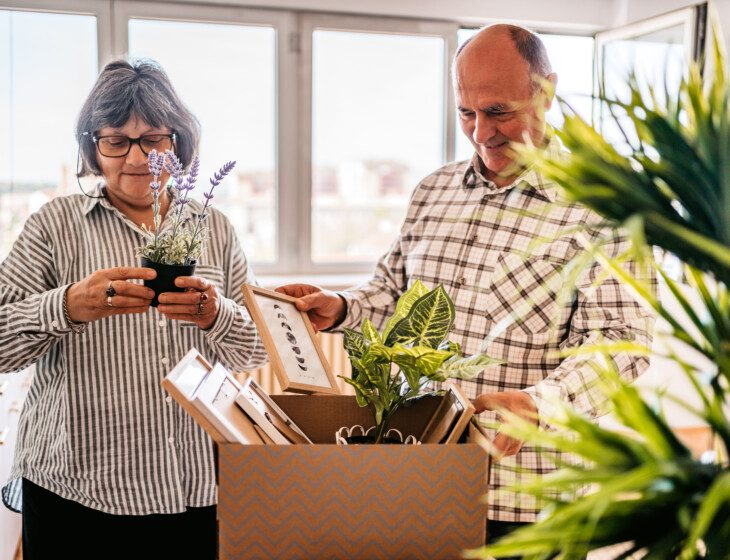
[452,23,557,187]
[455,24,552,91]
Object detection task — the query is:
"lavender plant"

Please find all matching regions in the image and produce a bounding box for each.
[137,150,236,266]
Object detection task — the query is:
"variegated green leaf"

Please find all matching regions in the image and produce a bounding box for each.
[360,318,381,343]
[433,354,505,381]
[384,285,455,348]
[366,342,394,363]
[360,351,390,389]
[343,328,366,359]
[338,375,372,408]
[438,339,462,355]
[381,279,429,340]
[391,344,455,377]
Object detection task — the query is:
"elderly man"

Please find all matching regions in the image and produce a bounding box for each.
[279,24,654,541]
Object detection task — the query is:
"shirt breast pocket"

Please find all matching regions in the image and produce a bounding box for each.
[482,252,565,336]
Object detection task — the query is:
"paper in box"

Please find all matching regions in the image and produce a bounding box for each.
[217,394,489,560]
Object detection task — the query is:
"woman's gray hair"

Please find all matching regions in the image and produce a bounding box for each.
[76,58,200,176]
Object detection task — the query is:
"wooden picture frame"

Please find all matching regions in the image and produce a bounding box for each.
[162,348,264,445]
[235,376,312,445]
[420,383,475,444]
[241,284,340,394]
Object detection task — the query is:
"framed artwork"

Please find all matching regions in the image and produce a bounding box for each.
[235,376,312,445]
[162,348,264,445]
[420,383,475,444]
[241,284,340,394]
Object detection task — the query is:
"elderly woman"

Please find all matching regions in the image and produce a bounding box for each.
[0,59,266,559]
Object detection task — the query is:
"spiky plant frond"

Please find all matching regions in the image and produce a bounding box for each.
[470,29,730,559]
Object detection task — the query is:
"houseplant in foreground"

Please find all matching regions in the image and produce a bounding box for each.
[467,31,730,559]
[137,149,235,306]
[341,280,502,444]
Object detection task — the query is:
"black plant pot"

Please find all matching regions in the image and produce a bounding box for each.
[140,256,196,307]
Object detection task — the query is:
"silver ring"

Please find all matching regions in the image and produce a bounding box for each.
[196,302,204,316]
[105,281,116,298]
[107,295,113,307]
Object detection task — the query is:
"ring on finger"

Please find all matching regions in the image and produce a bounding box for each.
[107,295,114,307]
[199,291,209,303]
[196,302,204,316]
[105,281,116,298]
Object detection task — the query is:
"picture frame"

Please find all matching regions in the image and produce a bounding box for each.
[162,348,264,445]
[419,383,475,444]
[241,284,341,394]
[235,376,313,445]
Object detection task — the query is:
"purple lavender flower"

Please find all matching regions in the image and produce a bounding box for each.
[148,150,165,177]
[163,150,185,181]
[182,157,200,192]
[209,161,236,188]
[182,160,236,265]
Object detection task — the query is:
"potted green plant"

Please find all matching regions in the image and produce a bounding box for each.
[467,31,730,559]
[340,280,502,444]
[137,150,235,306]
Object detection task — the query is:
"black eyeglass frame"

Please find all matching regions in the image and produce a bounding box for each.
[92,132,177,158]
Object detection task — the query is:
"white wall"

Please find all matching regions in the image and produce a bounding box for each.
[151,0,613,32]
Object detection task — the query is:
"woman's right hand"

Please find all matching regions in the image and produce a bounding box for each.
[65,267,157,324]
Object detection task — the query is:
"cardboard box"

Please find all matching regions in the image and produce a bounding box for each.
[217,394,489,560]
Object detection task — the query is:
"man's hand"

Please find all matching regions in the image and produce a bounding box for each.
[275,284,346,331]
[473,391,538,459]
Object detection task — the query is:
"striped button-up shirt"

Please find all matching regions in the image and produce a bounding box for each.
[340,140,656,522]
[0,184,267,515]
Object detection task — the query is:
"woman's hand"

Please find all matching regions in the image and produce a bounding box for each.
[157,276,219,330]
[66,267,156,323]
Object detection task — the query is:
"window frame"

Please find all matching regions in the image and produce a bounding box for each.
[0,1,599,279]
[298,13,459,274]
[113,0,296,275]
[0,0,111,63]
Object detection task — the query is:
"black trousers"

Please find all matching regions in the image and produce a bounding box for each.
[488,520,586,560]
[22,478,217,560]
[488,520,529,560]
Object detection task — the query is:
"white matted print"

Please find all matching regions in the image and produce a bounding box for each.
[235,376,312,445]
[162,348,264,445]
[241,284,340,394]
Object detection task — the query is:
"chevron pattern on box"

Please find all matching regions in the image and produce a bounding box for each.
[218,444,488,560]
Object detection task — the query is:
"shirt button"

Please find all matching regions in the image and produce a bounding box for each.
[471,233,479,242]
[51,320,59,328]
[165,396,172,404]
[161,357,169,365]
[158,320,166,328]
[168,437,175,444]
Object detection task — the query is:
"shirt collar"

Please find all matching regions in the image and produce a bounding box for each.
[462,135,561,203]
[81,181,204,218]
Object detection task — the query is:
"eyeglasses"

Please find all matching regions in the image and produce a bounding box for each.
[92,132,176,158]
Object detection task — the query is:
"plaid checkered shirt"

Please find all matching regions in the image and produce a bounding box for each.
[339,139,656,522]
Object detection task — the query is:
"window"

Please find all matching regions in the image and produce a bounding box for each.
[0,9,97,260]
[1,2,605,276]
[595,7,703,152]
[128,18,278,263]
[310,29,446,263]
